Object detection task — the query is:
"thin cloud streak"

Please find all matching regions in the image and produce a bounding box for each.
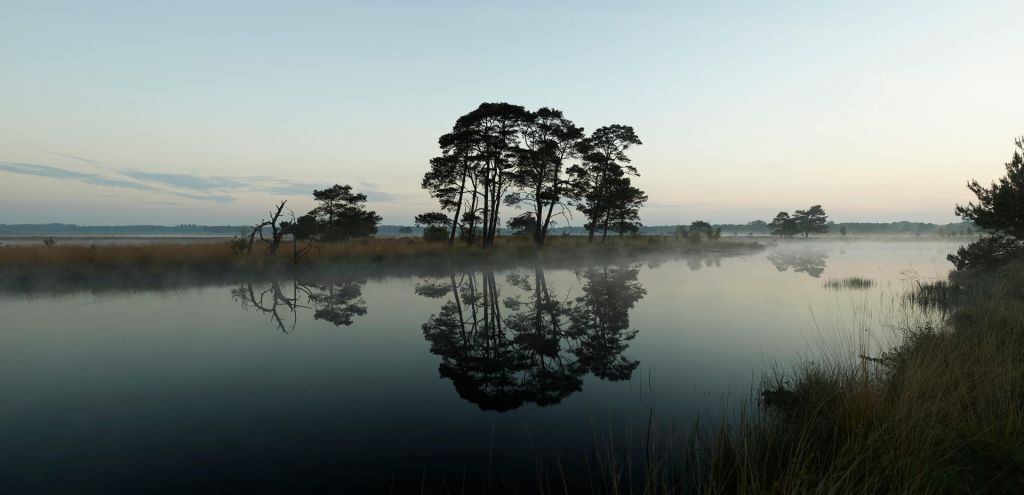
[1,157,405,206]
[0,161,235,203]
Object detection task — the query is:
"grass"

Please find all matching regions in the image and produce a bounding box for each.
[0,235,764,293]
[823,276,876,290]
[586,258,1024,494]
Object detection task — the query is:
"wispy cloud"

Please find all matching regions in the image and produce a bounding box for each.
[1,153,404,205]
[0,161,159,192]
[120,170,248,191]
[0,161,235,203]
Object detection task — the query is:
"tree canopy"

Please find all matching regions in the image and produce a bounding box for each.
[300,184,382,241]
[950,137,1024,269]
[769,206,829,237]
[424,102,645,247]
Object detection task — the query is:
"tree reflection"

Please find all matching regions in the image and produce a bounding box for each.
[766,251,828,278]
[418,265,645,411]
[232,278,367,332]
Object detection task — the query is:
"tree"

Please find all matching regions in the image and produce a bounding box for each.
[768,212,799,237]
[423,139,472,246]
[792,205,829,237]
[689,220,714,239]
[955,136,1024,239]
[246,200,288,254]
[453,103,531,248]
[507,108,585,246]
[415,211,450,242]
[950,137,1024,269]
[568,125,643,242]
[308,184,382,241]
[506,213,539,237]
[603,179,647,238]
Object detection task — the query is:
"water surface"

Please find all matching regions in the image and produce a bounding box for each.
[0,239,961,493]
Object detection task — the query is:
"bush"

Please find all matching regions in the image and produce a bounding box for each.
[422,226,449,242]
[947,234,1024,270]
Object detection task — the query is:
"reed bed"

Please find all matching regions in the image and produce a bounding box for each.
[0,236,763,292]
[823,276,876,291]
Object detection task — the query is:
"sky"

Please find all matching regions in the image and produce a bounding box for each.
[2,0,1022,226]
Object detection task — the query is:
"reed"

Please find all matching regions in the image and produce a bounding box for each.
[823,276,876,290]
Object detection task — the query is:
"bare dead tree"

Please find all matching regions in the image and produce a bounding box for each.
[247,200,288,255]
[232,281,313,334]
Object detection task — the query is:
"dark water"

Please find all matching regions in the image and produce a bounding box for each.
[0,240,961,493]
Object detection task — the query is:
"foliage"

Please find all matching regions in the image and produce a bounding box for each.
[425,103,645,248]
[952,137,1024,270]
[415,211,452,242]
[955,136,1024,239]
[506,107,585,245]
[769,206,829,237]
[947,233,1024,270]
[506,212,538,237]
[768,211,800,237]
[307,184,382,241]
[414,211,450,228]
[569,125,645,241]
[793,205,829,237]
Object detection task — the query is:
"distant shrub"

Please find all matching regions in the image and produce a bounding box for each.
[422,226,449,242]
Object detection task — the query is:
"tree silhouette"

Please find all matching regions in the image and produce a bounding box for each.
[567,266,645,380]
[766,251,828,278]
[415,211,450,241]
[232,278,368,332]
[425,104,644,248]
[417,266,645,411]
[303,184,382,241]
[950,137,1024,269]
[768,212,799,237]
[568,125,644,242]
[506,108,585,246]
[793,205,829,237]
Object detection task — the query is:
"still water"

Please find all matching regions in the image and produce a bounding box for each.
[0,240,961,493]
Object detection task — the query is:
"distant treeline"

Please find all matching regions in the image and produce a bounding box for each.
[1,221,977,237]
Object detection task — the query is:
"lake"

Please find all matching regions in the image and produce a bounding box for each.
[0,239,963,493]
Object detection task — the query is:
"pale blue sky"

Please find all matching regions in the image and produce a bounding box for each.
[2,0,1022,226]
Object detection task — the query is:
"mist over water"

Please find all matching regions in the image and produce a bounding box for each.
[0,240,962,493]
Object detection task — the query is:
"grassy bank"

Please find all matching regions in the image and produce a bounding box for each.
[0,236,763,293]
[637,259,1024,494]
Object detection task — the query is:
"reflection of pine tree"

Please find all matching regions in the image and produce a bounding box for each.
[567,266,645,381]
[766,251,828,278]
[418,265,645,411]
[304,280,367,326]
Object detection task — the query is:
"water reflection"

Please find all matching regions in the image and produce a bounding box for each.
[417,265,646,411]
[232,279,367,333]
[766,250,828,278]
